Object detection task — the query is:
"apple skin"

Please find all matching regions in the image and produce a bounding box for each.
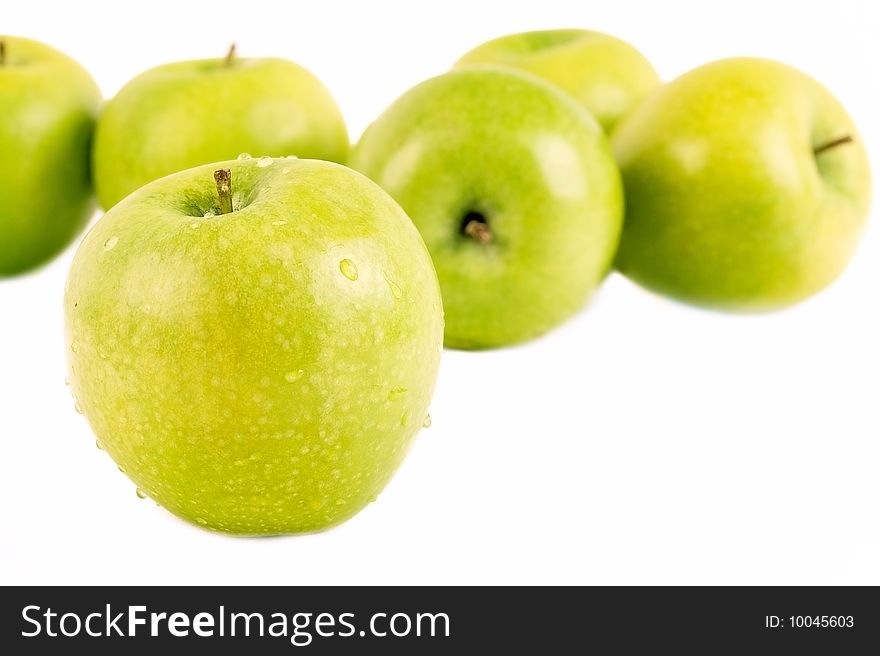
[64,157,443,535]
[93,54,349,209]
[0,36,101,276]
[350,67,623,349]
[454,29,660,133]
[612,57,872,310]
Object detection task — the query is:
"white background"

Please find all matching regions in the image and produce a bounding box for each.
[2,0,878,585]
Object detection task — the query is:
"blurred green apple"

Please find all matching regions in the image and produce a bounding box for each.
[612,57,872,310]
[65,157,443,535]
[351,67,623,349]
[454,29,660,132]
[0,36,100,276]
[93,46,349,209]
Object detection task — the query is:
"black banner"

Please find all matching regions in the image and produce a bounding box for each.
[1,586,877,653]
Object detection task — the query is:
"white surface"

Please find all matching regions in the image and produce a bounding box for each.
[2,0,878,585]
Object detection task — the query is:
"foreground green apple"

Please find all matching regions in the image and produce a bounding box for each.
[351,67,623,349]
[93,46,349,209]
[612,57,872,310]
[65,157,443,535]
[454,29,660,132]
[0,36,100,276]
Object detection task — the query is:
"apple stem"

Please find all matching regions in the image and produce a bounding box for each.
[814,135,853,156]
[214,169,233,214]
[224,43,236,67]
[463,217,493,244]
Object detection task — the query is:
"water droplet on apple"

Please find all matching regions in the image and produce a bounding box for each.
[272,219,288,226]
[257,156,274,168]
[70,342,78,353]
[95,440,104,450]
[195,517,208,525]
[117,465,126,474]
[339,259,358,281]
[103,236,119,251]
[203,209,216,218]
[400,409,411,427]
[383,271,402,298]
[190,222,200,229]
[388,386,408,400]
[74,402,83,415]
[237,152,252,160]
[368,493,378,503]
[285,370,304,383]
[135,488,147,499]
[422,414,432,428]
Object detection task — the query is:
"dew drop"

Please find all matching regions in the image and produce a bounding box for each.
[118,465,126,474]
[400,409,411,427]
[103,236,119,251]
[422,414,432,428]
[95,440,104,450]
[368,493,378,503]
[135,488,147,499]
[203,209,216,218]
[70,342,78,353]
[339,259,358,281]
[388,386,408,400]
[285,370,304,383]
[74,402,83,415]
[237,152,252,160]
[195,517,208,526]
[383,271,402,298]
[257,156,274,168]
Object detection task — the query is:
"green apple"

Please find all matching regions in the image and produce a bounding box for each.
[454,29,660,132]
[64,157,443,535]
[612,57,872,310]
[93,45,349,209]
[0,36,100,276]
[351,67,623,349]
